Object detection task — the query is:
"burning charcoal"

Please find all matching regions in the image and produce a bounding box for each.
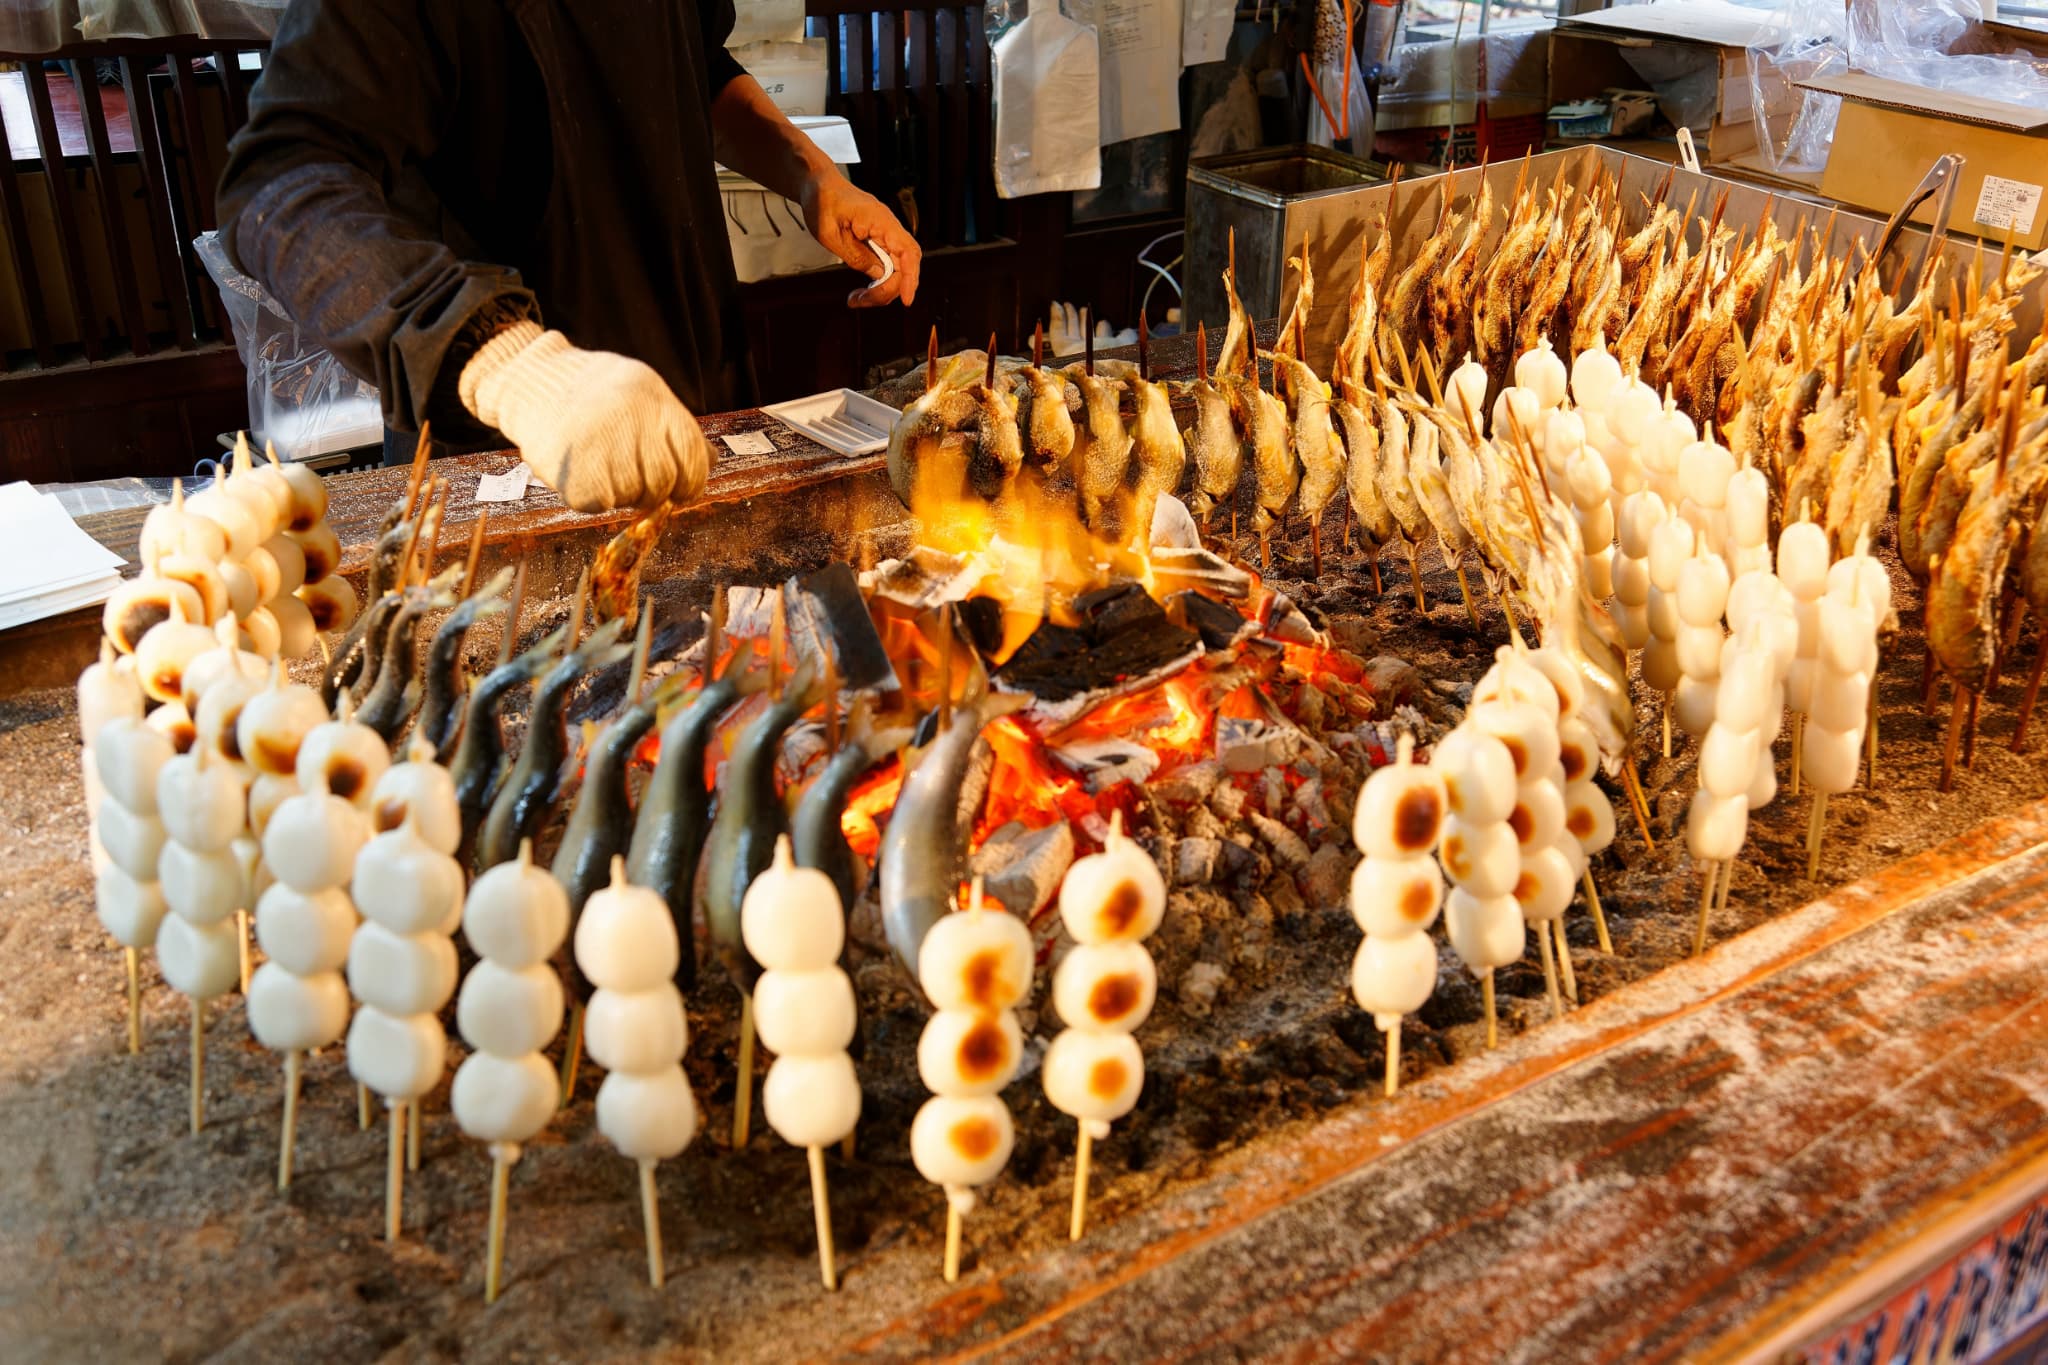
[1052,738,1160,793]
[1218,835,1267,884]
[1168,591,1256,652]
[1364,655,1422,713]
[1073,580,1168,639]
[956,596,1007,658]
[1002,619,1089,675]
[1173,836,1224,886]
[1290,774,1335,840]
[1216,716,1307,774]
[1303,842,1352,908]
[1179,962,1228,1016]
[784,562,898,693]
[1249,812,1311,875]
[1207,782,1247,823]
[1261,591,1329,649]
[1149,546,1253,602]
[862,547,986,611]
[968,820,1075,919]
[1329,618,1380,658]
[1149,759,1225,807]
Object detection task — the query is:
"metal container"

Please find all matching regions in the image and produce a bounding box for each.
[1184,145,1387,367]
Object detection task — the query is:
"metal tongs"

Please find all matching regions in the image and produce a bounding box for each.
[1873,152,1964,302]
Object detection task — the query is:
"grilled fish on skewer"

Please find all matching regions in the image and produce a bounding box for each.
[1822,367,1896,559]
[791,702,909,921]
[1127,374,1187,547]
[1071,369,1134,536]
[1236,366,1297,538]
[357,569,463,743]
[1371,387,1428,555]
[450,626,567,864]
[1381,180,1457,373]
[970,374,1025,501]
[886,356,981,507]
[1270,348,1346,523]
[1930,408,2031,696]
[475,619,630,873]
[1186,367,1241,523]
[1022,365,1076,476]
[418,567,514,762]
[1218,254,1257,383]
[1336,383,1397,566]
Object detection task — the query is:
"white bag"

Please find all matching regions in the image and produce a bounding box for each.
[992,7,1102,199]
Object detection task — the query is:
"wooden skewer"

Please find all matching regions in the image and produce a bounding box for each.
[1789,712,1804,795]
[486,1145,512,1303]
[1070,1124,1095,1241]
[403,422,432,524]
[1137,313,1150,382]
[1481,970,1498,1050]
[1693,861,1718,956]
[626,606,654,707]
[461,508,489,599]
[1383,1018,1403,1097]
[1620,764,1657,853]
[236,908,251,995]
[925,326,939,393]
[1083,308,1094,377]
[1662,701,1672,759]
[639,1158,665,1288]
[1716,856,1735,916]
[1311,521,1323,581]
[1807,791,1829,880]
[809,1144,839,1290]
[278,1050,301,1191]
[1408,541,1426,613]
[358,1081,372,1130]
[769,588,788,703]
[408,1098,422,1173]
[1963,689,1982,770]
[943,1202,963,1283]
[1536,921,1563,1021]
[387,1101,406,1241]
[1554,919,1579,1005]
[2013,642,2048,753]
[1582,871,1613,955]
[125,946,141,1055]
[984,332,998,390]
[558,1002,584,1108]
[1196,320,1208,379]
[732,994,756,1149]
[1939,689,1966,792]
[706,582,728,680]
[1865,672,1880,786]
[496,562,528,667]
[823,653,842,756]
[190,998,205,1134]
[1032,321,1044,369]
[937,603,955,734]
[1454,564,1481,632]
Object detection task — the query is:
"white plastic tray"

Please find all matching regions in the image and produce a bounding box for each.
[762,388,898,456]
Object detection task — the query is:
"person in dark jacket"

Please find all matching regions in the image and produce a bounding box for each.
[218,1,921,512]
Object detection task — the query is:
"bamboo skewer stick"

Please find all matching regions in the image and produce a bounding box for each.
[408,1098,422,1173]
[497,563,528,667]
[278,1050,301,1191]
[1582,871,1613,955]
[1554,920,1579,1005]
[124,947,141,1054]
[402,422,432,524]
[943,1203,963,1284]
[485,1146,512,1303]
[1482,970,1498,1049]
[2014,642,2048,753]
[387,1102,406,1241]
[1537,921,1563,1021]
[358,1082,372,1130]
[1865,671,1880,787]
[639,1158,665,1288]
[1383,1020,1403,1096]
[1621,764,1657,853]
[808,1144,838,1290]
[1807,792,1830,880]
[732,994,756,1149]
[558,1003,583,1108]
[1694,861,1719,956]
[1940,689,1966,792]
[1069,1125,1095,1241]
[461,508,488,598]
[236,909,251,994]
[1407,541,1426,613]
[190,998,205,1134]
[1964,690,1981,770]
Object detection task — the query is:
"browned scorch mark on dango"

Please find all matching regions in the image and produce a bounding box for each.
[1562,745,1588,782]
[962,949,1016,1009]
[326,757,366,800]
[1445,774,1469,816]
[1090,1057,1128,1098]
[305,594,344,631]
[1568,808,1595,839]
[216,704,248,761]
[254,734,299,776]
[1089,973,1142,1025]
[1508,803,1534,843]
[950,1116,1001,1160]
[114,600,170,650]
[375,798,407,834]
[958,1021,1011,1083]
[1402,880,1437,923]
[1515,871,1539,901]
[1100,881,1146,937]
[1501,736,1531,778]
[1395,788,1442,852]
[1443,832,1475,882]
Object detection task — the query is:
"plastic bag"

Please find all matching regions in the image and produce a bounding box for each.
[1749,0,2048,174]
[76,0,282,42]
[193,233,384,461]
[992,6,1102,198]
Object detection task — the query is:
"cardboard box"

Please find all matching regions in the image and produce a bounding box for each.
[1551,1,1791,163]
[1800,72,2048,251]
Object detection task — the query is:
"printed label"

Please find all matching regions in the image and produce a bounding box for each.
[1973,176,2042,237]
[474,465,532,503]
[720,431,778,455]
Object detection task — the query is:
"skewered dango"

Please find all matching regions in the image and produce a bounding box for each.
[236,665,329,779]
[1349,735,1444,1090]
[575,859,697,1287]
[294,698,391,810]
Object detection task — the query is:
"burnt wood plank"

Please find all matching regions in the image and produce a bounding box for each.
[0,83,55,366]
[73,69,149,356]
[22,62,100,361]
[120,55,198,349]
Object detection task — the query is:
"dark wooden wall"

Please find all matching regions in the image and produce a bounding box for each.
[0,13,1182,482]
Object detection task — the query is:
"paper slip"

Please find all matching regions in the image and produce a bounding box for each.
[475,465,532,503]
[721,431,778,455]
[1974,176,2042,239]
[0,481,124,605]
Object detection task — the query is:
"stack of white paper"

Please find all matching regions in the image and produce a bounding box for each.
[0,481,126,630]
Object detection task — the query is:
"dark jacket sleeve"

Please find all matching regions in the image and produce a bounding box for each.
[700,0,745,100]
[216,0,536,439]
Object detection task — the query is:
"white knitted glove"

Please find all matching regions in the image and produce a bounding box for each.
[459,321,712,513]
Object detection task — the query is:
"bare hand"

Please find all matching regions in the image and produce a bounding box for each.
[801,170,922,308]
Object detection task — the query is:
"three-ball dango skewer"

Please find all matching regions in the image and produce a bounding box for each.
[744,837,862,1287]
[155,742,250,1133]
[92,716,172,1054]
[1046,812,1163,1241]
[1350,734,1446,1093]
[1432,725,1521,1048]
[455,840,569,1301]
[914,875,1031,1283]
